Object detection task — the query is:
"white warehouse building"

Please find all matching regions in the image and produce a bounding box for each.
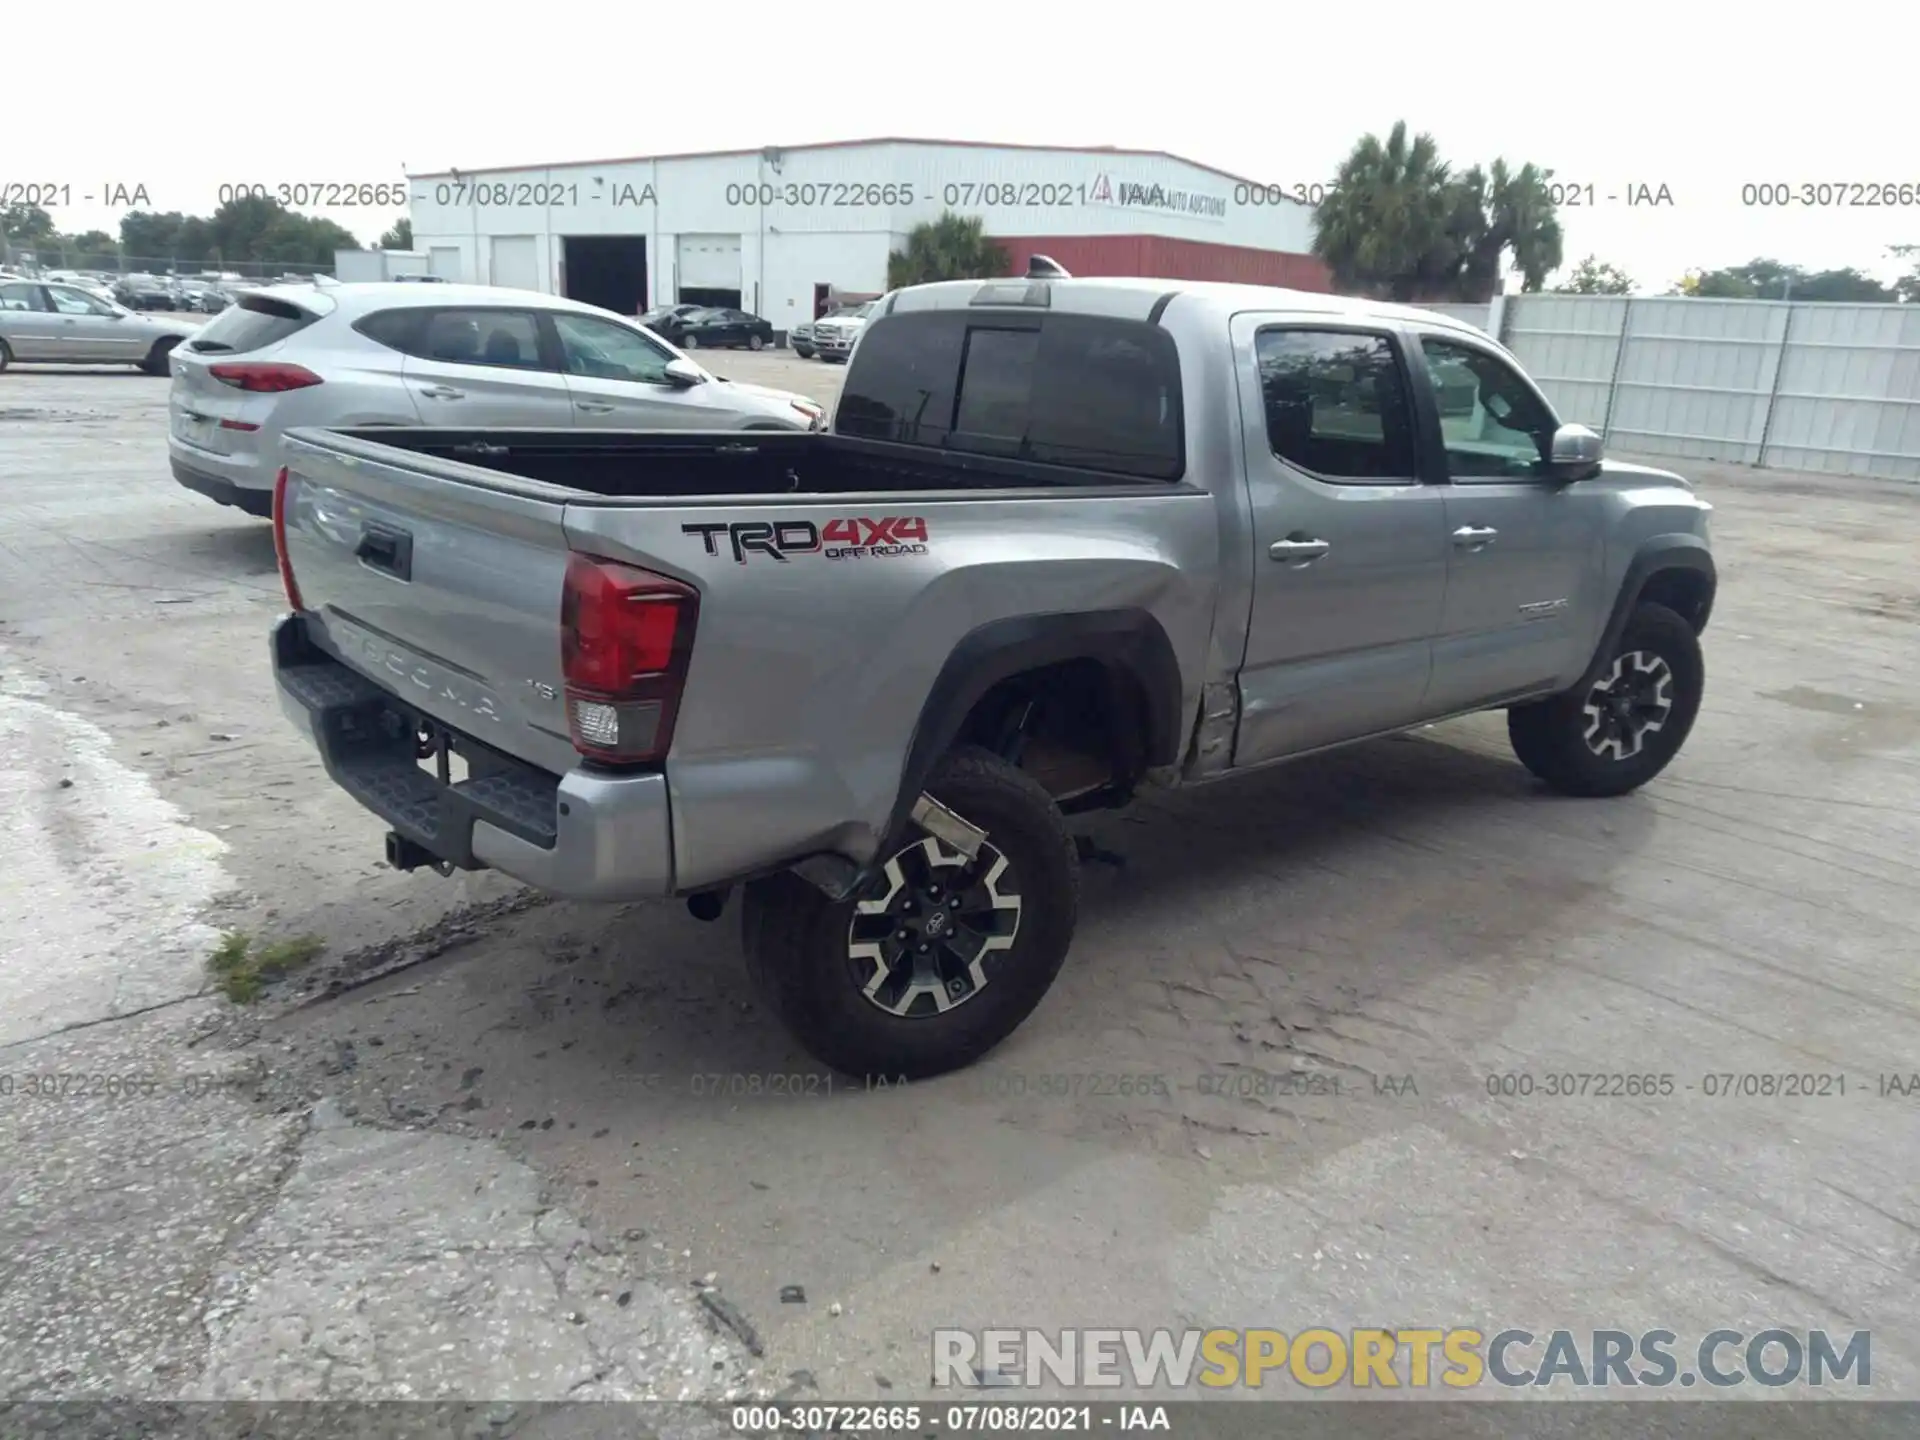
[405,137,1326,333]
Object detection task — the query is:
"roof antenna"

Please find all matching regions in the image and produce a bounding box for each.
[1027,254,1070,279]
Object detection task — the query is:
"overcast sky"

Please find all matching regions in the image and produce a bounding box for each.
[12,0,1912,292]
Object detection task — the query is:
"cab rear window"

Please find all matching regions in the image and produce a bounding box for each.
[185,295,319,354]
[836,310,1185,481]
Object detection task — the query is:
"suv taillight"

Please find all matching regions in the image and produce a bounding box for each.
[208,362,323,392]
[271,466,303,611]
[560,554,699,766]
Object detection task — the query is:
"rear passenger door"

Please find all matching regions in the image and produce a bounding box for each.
[393,307,577,426]
[0,282,61,360]
[1231,317,1450,764]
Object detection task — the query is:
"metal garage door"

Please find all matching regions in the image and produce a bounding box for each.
[489,235,539,291]
[676,235,742,291]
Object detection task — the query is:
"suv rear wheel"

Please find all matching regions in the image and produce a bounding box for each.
[1508,601,1704,797]
[741,748,1079,1079]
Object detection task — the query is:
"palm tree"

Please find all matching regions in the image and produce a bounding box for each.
[1466,159,1563,299]
[887,213,1008,288]
[1310,122,1456,301]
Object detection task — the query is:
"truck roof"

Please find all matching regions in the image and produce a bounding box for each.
[887,274,1495,341]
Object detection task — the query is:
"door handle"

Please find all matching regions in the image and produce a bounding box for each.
[575,401,616,413]
[1452,525,1499,549]
[1269,537,1331,564]
[417,384,465,400]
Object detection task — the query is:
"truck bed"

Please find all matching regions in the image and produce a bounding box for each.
[323,427,1169,499]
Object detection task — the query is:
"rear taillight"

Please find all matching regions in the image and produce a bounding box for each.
[208,362,323,392]
[560,554,699,766]
[271,466,303,611]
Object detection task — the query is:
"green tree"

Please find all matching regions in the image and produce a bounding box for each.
[1310,124,1563,302]
[1311,122,1457,302]
[120,210,188,267]
[1,203,59,262]
[1687,258,1893,302]
[887,212,1007,288]
[1893,245,1920,303]
[1468,159,1563,296]
[1555,255,1635,294]
[377,218,413,250]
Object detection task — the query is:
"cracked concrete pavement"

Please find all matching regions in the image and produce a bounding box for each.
[2,359,1919,1428]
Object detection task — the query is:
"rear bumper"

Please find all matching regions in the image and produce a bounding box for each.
[271,614,675,900]
[172,455,272,517]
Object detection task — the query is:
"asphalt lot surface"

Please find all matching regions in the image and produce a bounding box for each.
[2,347,1918,1422]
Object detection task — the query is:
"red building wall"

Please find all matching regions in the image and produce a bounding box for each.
[995,235,1332,292]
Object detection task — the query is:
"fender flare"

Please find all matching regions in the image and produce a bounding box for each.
[880,609,1187,853]
[1576,536,1716,692]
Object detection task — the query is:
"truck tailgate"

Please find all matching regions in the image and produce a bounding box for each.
[277,429,581,777]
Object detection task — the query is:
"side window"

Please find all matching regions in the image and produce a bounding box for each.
[49,286,111,316]
[1254,328,1415,481]
[415,309,547,369]
[1417,334,1558,480]
[0,283,50,312]
[838,310,1184,480]
[551,313,672,384]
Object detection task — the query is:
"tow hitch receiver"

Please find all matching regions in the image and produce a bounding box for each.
[386,831,453,876]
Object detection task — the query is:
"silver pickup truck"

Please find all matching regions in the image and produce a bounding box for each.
[269,263,1715,1079]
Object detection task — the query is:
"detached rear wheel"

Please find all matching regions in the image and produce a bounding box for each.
[1508,601,1703,797]
[742,748,1078,1080]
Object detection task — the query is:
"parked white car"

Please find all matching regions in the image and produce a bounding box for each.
[0,279,198,374]
[168,282,829,517]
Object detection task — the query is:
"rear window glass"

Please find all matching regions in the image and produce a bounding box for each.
[837,310,1184,480]
[354,308,426,353]
[186,295,318,353]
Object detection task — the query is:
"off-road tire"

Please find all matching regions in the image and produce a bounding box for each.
[741,747,1079,1080]
[141,336,180,376]
[1508,601,1703,798]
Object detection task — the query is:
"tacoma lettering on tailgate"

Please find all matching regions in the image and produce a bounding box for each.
[682,518,930,564]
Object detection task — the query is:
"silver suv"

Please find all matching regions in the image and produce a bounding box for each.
[168,282,828,516]
[0,279,197,374]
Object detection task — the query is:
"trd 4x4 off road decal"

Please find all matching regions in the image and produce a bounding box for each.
[682,517,930,564]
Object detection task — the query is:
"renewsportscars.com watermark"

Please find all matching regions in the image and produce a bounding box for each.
[933,1327,1871,1391]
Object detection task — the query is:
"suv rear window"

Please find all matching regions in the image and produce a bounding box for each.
[185,294,319,354]
[836,310,1185,481]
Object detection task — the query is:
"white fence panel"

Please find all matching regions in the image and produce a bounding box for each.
[1495,294,1920,481]
[1502,294,1625,431]
[1412,302,1493,335]
[1606,298,1788,466]
[1765,303,1920,480]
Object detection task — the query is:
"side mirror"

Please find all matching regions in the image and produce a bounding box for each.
[1547,422,1603,480]
[662,358,705,388]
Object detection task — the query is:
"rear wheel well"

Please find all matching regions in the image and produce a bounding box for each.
[953,658,1151,812]
[1637,566,1713,632]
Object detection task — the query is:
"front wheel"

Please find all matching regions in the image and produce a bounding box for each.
[682,333,698,349]
[1508,601,1704,797]
[741,748,1079,1080]
[748,333,765,351]
[0,338,12,374]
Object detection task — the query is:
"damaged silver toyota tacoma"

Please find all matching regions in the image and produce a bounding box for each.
[269,259,1715,1078]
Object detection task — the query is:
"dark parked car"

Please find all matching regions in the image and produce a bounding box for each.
[674,306,775,351]
[636,303,708,342]
[114,276,177,312]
